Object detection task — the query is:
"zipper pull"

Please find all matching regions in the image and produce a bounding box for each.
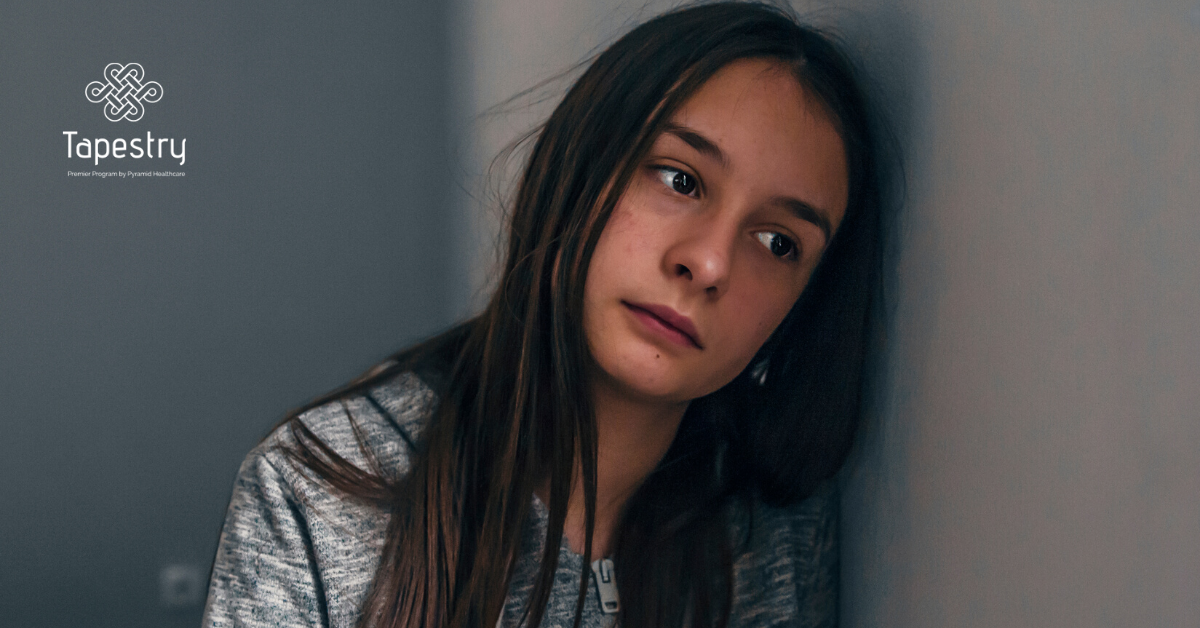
[590,558,620,614]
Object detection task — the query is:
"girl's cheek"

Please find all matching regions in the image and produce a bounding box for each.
[738,279,796,339]
[610,203,659,256]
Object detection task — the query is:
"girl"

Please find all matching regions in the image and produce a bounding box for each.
[204,2,882,627]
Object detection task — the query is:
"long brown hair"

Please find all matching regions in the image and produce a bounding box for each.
[279,3,884,627]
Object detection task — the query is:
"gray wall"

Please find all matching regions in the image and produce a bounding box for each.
[840,1,1200,625]
[0,2,451,626]
[454,0,1200,626]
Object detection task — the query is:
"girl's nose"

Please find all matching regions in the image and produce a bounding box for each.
[663,216,734,298]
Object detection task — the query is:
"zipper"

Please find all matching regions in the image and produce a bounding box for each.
[590,558,620,614]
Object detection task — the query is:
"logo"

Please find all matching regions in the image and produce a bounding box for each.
[85,63,163,122]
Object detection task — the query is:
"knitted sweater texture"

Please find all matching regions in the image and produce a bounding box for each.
[202,372,838,628]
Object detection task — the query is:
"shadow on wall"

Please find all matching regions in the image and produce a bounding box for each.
[819,0,936,626]
[840,1,1200,626]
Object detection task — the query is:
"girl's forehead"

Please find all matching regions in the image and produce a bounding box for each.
[672,59,821,130]
[653,59,849,224]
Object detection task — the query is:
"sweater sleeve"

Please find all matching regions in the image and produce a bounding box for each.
[202,374,431,628]
[202,448,329,628]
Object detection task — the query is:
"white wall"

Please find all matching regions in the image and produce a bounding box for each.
[449,1,1200,625]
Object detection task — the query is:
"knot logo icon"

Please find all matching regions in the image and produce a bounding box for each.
[86,63,163,122]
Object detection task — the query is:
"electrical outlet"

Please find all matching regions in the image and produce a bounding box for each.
[160,563,205,609]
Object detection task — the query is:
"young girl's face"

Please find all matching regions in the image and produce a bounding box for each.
[583,58,850,407]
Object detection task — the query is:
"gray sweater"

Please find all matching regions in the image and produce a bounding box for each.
[203,372,838,628]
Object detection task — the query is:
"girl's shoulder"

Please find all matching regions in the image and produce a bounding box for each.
[255,370,437,480]
[730,480,838,545]
[753,480,838,541]
[730,482,839,626]
[206,372,436,628]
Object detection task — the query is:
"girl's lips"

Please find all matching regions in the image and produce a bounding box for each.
[623,301,703,349]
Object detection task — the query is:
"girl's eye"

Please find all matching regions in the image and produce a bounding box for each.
[755,231,799,261]
[654,166,698,197]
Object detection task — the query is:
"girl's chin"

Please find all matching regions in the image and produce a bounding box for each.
[592,352,709,405]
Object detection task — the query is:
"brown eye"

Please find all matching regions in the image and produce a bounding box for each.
[755,231,799,261]
[654,166,698,196]
[672,171,696,195]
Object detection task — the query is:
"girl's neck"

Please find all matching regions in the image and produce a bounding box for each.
[541,378,689,558]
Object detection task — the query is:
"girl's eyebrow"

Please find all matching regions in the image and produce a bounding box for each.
[770,196,832,243]
[663,123,728,169]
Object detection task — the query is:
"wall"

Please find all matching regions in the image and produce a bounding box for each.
[840,1,1200,625]
[0,2,451,626]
